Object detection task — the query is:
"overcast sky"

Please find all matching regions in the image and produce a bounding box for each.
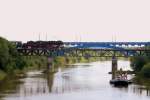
[0,0,150,42]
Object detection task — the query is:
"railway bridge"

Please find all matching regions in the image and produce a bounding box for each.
[16,41,150,75]
[15,41,150,57]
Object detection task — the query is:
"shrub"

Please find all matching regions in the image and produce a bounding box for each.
[140,63,150,78]
[130,56,148,72]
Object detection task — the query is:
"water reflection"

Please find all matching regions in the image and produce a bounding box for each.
[17,71,55,96]
[131,85,150,96]
[0,61,150,100]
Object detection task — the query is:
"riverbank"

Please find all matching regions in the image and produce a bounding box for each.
[0,55,130,81]
[133,75,150,90]
[0,56,101,81]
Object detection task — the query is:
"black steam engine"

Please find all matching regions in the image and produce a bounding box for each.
[16,41,64,50]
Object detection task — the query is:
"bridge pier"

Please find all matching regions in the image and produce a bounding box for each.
[112,56,118,79]
[47,57,54,73]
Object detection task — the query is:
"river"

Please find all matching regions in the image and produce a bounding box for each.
[0,60,150,100]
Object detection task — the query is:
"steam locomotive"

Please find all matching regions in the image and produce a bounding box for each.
[15,41,64,50]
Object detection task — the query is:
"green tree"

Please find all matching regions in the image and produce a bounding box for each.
[0,37,9,71]
[140,63,150,78]
[130,56,148,72]
[0,37,27,72]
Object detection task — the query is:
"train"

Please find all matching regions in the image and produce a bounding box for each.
[12,41,64,50]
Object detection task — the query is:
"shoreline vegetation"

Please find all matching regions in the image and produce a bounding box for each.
[130,55,150,88]
[130,56,150,78]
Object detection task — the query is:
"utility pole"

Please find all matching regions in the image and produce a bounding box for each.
[39,33,41,41]
[79,34,82,42]
[46,33,48,41]
[115,33,117,43]
[75,33,78,42]
[112,35,114,42]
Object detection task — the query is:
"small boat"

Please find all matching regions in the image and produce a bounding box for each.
[110,77,132,87]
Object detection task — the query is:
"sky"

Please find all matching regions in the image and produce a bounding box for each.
[0,0,150,42]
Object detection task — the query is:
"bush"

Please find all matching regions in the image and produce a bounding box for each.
[130,56,148,72]
[54,57,66,66]
[140,63,150,78]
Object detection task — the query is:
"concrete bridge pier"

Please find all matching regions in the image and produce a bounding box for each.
[47,56,54,73]
[112,56,118,79]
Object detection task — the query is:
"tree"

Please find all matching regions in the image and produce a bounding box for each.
[0,37,27,72]
[130,56,148,72]
[140,63,150,78]
[0,37,9,71]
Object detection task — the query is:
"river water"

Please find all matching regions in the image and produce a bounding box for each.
[0,60,150,100]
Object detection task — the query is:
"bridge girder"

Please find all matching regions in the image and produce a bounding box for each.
[17,48,150,57]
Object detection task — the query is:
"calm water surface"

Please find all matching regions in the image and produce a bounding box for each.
[0,60,150,100]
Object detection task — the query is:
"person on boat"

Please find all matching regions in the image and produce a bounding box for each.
[124,72,128,79]
[120,72,128,80]
[118,68,123,78]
